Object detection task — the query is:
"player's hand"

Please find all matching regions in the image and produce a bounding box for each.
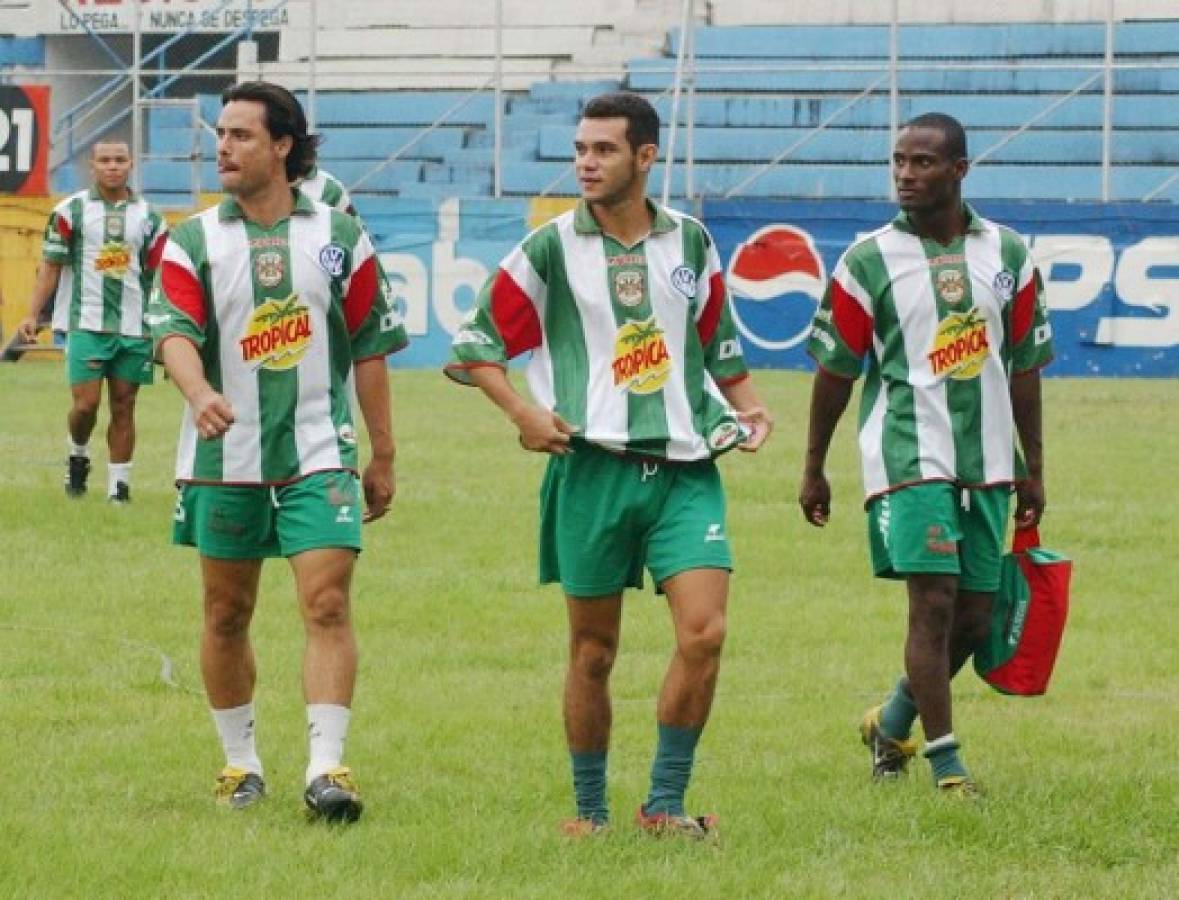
[736,406,773,451]
[513,405,579,455]
[1014,477,1046,530]
[799,470,832,527]
[362,456,395,523]
[16,316,40,343]
[191,388,235,440]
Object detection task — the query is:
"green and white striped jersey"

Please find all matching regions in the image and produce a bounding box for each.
[150,191,406,485]
[42,187,167,337]
[446,200,750,461]
[299,166,354,215]
[807,205,1053,501]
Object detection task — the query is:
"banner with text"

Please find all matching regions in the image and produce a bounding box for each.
[365,197,1177,377]
[0,85,50,196]
[40,0,292,35]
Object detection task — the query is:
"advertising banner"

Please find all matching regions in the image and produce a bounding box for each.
[0,85,50,196]
[40,1,291,35]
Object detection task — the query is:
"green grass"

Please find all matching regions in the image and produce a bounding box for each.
[1,363,1176,898]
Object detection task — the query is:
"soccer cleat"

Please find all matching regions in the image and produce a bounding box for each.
[560,818,609,838]
[214,766,265,809]
[304,766,363,823]
[937,775,982,800]
[108,482,131,504]
[636,805,718,839]
[860,704,919,779]
[65,455,90,498]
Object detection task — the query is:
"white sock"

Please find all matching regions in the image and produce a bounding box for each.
[68,439,89,458]
[108,462,132,495]
[211,703,263,776]
[306,703,351,785]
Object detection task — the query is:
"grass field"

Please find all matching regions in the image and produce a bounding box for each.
[1,362,1176,898]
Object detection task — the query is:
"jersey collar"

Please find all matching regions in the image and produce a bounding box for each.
[88,186,134,205]
[892,203,985,237]
[573,198,678,238]
[218,188,317,222]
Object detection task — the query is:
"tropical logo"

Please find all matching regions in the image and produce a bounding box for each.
[612,316,670,394]
[239,294,312,370]
[94,241,132,279]
[927,307,990,379]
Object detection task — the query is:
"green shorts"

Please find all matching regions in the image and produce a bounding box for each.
[172,470,363,560]
[867,482,1010,592]
[66,330,154,386]
[539,441,731,597]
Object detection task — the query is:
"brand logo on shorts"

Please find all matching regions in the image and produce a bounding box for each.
[94,241,131,279]
[925,524,957,555]
[993,270,1016,302]
[704,523,725,543]
[254,251,285,288]
[612,317,670,394]
[670,265,697,299]
[318,242,347,278]
[614,270,645,308]
[239,294,312,370]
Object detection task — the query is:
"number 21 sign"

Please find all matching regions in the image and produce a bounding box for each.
[0,86,50,196]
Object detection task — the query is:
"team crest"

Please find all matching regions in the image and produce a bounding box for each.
[254,251,285,288]
[318,242,347,278]
[612,316,670,394]
[936,268,967,305]
[105,214,124,240]
[993,270,1016,302]
[239,294,312,371]
[670,265,697,299]
[614,270,645,308]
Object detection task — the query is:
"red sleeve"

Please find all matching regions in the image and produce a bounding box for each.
[1010,278,1036,347]
[56,215,72,243]
[161,260,206,329]
[696,272,726,346]
[830,279,874,358]
[342,254,378,335]
[145,232,167,274]
[490,268,542,358]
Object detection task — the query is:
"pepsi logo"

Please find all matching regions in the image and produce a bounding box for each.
[726,224,826,351]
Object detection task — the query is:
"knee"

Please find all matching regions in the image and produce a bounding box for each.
[302,585,351,630]
[72,395,100,419]
[908,581,957,635]
[109,394,136,422]
[957,605,992,650]
[570,633,617,683]
[204,592,253,640]
[678,612,727,663]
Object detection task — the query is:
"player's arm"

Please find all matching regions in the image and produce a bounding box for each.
[159,337,235,440]
[354,356,395,523]
[799,369,854,527]
[467,364,577,455]
[17,261,63,342]
[1011,369,1045,529]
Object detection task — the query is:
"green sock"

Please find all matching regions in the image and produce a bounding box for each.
[879,676,918,741]
[570,750,608,824]
[923,734,968,782]
[643,723,702,817]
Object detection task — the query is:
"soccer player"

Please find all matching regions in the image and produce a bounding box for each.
[446,92,772,837]
[18,140,167,503]
[150,81,407,822]
[799,113,1052,796]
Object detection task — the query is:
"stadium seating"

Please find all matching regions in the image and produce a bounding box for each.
[126,19,1179,203]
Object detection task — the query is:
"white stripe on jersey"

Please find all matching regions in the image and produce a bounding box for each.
[77,200,107,332]
[965,225,1017,484]
[205,212,263,483]
[289,211,343,474]
[874,227,956,483]
[502,243,554,409]
[117,202,150,336]
[553,212,629,447]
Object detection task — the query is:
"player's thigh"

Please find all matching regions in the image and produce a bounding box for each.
[199,555,264,617]
[646,461,732,590]
[867,482,963,580]
[108,336,154,385]
[274,470,363,558]
[288,547,358,617]
[173,482,281,559]
[958,486,1010,593]
[539,447,648,596]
